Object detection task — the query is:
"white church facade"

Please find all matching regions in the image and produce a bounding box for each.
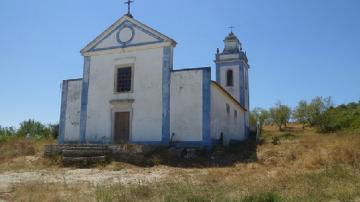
[59,14,250,148]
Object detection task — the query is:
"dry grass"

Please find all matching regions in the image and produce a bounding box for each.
[9,182,95,202]
[0,136,57,171]
[259,125,360,170]
[1,125,360,201]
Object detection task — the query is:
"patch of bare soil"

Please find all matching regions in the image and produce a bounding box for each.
[0,167,170,193]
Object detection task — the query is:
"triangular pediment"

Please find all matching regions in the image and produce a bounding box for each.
[81,15,176,54]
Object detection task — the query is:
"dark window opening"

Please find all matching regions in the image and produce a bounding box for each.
[245,71,248,90]
[116,67,132,92]
[226,103,230,114]
[226,70,233,86]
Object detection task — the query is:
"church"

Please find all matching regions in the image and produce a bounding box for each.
[58,8,250,148]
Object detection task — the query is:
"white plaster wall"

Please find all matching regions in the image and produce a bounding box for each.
[220,65,240,102]
[211,83,246,145]
[170,70,203,142]
[64,80,82,143]
[85,47,165,143]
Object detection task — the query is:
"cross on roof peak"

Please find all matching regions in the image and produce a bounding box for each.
[228,26,235,33]
[124,0,134,18]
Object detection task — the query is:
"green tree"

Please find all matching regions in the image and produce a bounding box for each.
[249,111,257,127]
[17,119,49,138]
[251,108,270,134]
[293,100,308,129]
[307,96,333,127]
[0,126,16,136]
[270,102,292,131]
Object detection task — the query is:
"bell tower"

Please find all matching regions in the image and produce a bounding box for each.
[215,31,250,136]
[215,31,250,112]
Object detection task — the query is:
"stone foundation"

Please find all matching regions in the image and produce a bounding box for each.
[44,144,159,166]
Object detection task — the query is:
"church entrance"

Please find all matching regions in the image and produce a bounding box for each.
[114,112,130,144]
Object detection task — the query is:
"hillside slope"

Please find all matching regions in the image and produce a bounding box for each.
[0,125,359,201]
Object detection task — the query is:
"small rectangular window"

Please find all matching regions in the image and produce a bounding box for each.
[226,104,230,114]
[116,67,132,92]
[234,110,238,124]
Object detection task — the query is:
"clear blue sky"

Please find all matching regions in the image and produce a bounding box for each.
[0,0,359,127]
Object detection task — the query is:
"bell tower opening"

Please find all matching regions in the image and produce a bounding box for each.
[226,69,234,86]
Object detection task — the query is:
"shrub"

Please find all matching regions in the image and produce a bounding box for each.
[271,137,280,145]
[0,126,16,143]
[317,101,360,133]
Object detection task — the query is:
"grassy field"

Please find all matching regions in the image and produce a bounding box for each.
[0,124,359,202]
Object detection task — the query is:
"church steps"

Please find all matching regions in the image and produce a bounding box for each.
[61,147,108,151]
[62,149,110,157]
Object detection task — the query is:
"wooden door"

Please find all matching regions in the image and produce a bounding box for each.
[114,112,130,144]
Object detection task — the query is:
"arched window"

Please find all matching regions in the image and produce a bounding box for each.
[226,70,233,86]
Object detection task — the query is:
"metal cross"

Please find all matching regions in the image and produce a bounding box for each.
[229,26,235,33]
[124,0,134,16]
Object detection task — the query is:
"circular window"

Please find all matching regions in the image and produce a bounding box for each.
[116,26,135,45]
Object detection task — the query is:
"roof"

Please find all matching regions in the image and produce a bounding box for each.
[224,32,240,41]
[211,81,247,111]
[81,15,177,54]
[172,67,211,73]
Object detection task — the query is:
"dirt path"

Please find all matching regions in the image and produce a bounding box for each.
[0,167,170,193]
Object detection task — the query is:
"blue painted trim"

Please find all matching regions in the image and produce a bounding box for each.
[218,52,242,56]
[89,20,164,52]
[171,141,208,148]
[239,62,245,107]
[90,41,163,52]
[202,68,212,149]
[66,78,82,82]
[161,47,172,146]
[171,67,210,72]
[216,63,220,83]
[116,25,135,45]
[79,56,91,144]
[216,61,241,66]
[58,80,69,145]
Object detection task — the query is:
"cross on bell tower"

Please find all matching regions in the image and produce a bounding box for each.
[124,0,134,18]
[228,26,235,33]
